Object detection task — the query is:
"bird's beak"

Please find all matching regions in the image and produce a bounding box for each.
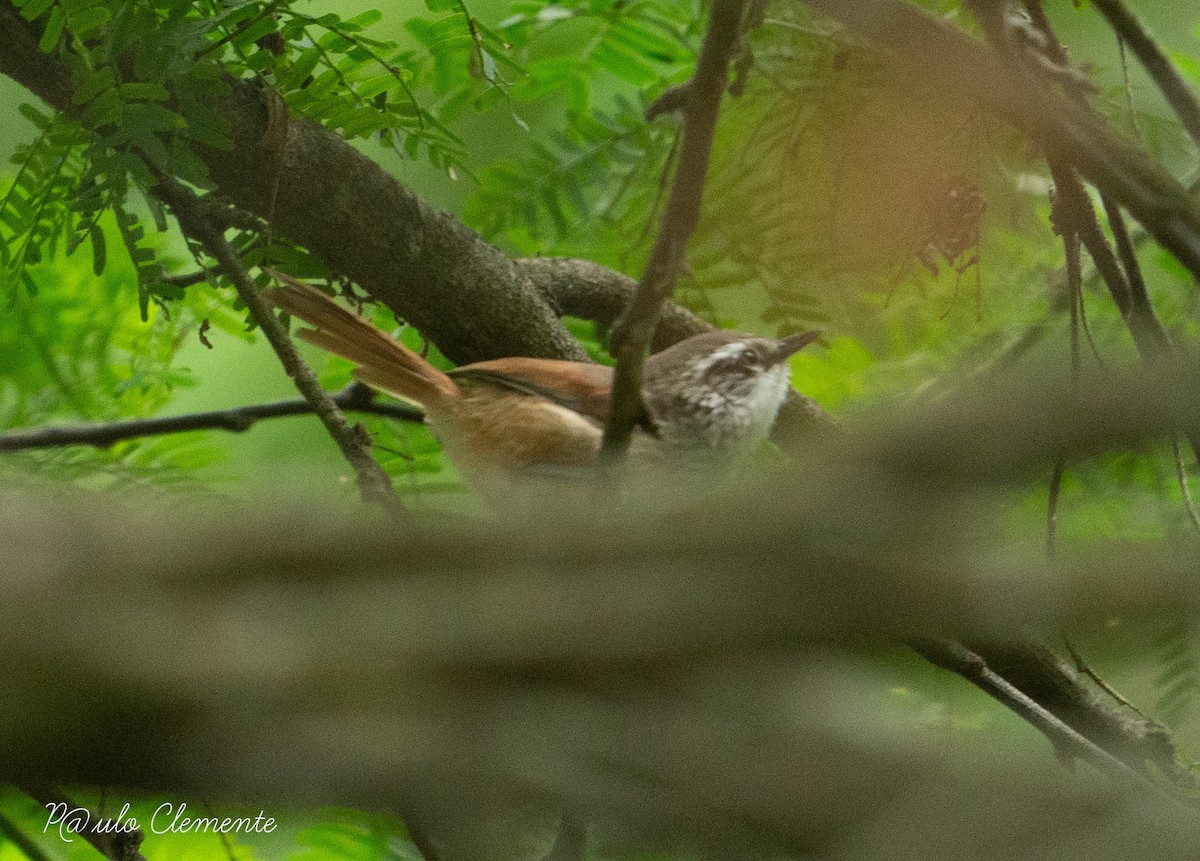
[767,330,820,365]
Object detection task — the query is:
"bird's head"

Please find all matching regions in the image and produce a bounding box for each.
[643,329,819,455]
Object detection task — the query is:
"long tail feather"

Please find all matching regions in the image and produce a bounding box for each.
[263,273,459,411]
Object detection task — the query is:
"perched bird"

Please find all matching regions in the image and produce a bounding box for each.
[264,276,817,859]
[265,275,817,489]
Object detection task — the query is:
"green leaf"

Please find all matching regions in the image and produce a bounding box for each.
[89,223,106,276]
[231,15,280,49]
[345,9,383,28]
[119,82,171,103]
[78,87,124,128]
[591,38,656,85]
[67,5,112,41]
[72,67,117,105]
[38,6,65,52]
[19,0,54,22]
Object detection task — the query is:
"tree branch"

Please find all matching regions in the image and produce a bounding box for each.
[0,384,422,452]
[798,0,1200,282]
[152,176,401,511]
[1089,0,1200,151]
[908,638,1182,799]
[3,363,1200,820]
[964,638,1184,781]
[941,0,1196,784]
[601,0,750,462]
[0,0,857,457]
[519,257,711,350]
[0,1,585,368]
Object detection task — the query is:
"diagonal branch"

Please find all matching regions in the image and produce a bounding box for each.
[1010,1,1198,447]
[601,0,751,462]
[908,638,1183,799]
[152,176,401,512]
[0,0,584,367]
[1090,0,1200,152]
[797,0,1200,282]
[0,383,423,452]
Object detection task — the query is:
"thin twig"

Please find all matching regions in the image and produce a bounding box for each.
[1172,435,1200,532]
[1064,638,1153,721]
[1047,456,1066,560]
[1046,167,1083,561]
[1076,284,1108,371]
[1101,193,1172,359]
[1022,4,1200,523]
[200,799,241,861]
[0,384,422,452]
[195,0,289,59]
[1017,3,1196,451]
[602,0,750,463]
[1090,0,1200,151]
[1115,36,1144,141]
[153,175,402,512]
[159,270,213,288]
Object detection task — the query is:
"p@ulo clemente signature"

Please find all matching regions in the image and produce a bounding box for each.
[43,801,277,840]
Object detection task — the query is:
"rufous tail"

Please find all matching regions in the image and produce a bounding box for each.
[263,272,459,412]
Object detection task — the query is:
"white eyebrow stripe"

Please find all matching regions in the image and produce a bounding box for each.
[696,342,748,374]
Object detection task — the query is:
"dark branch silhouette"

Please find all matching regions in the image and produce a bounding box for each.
[153,176,401,511]
[0,384,422,452]
[602,0,750,462]
[1090,0,1200,151]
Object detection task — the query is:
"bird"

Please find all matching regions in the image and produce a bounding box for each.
[264,274,817,490]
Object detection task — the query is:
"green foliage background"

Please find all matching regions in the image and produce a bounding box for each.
[2,0,1200,857]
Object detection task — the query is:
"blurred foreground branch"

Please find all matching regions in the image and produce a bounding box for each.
[3,367,1200,858]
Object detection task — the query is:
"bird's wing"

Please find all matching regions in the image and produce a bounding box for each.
[450,358,614,425]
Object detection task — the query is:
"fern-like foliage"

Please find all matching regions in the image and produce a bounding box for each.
[1155,614,1199,728]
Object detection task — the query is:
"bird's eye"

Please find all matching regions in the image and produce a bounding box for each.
[739,347,761,367]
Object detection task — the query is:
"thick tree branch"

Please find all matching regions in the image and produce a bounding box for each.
[0,384,422,452]
[519,257,711,350]
[153,176,400,511]
[0,0,585,368]
[601,0,750,461]
[965,638,1183,781]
